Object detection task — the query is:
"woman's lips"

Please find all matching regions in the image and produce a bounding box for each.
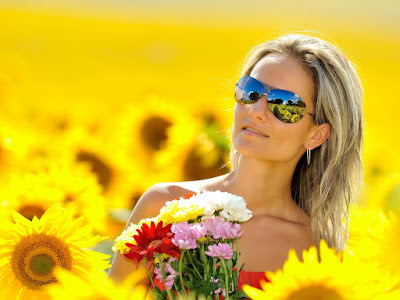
[243,127,269,137]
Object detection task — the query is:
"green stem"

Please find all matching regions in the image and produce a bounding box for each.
[142,259,156,291]
[187,250,202,279]
[220,259,230,300]
[179,250,188,294]
[212,257,216,277]
[235,238,240,294]
[200,244,209,281]
[157,254,175,300]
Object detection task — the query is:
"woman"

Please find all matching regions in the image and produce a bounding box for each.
[108,33,364,289]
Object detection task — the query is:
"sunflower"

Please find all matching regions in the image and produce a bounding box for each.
[349,208,400,281]
[0,120,43,177]
[290,114,300,123]
[360,172,400,214]
[0,204,110,300]
[243,240,385,300]
[46,267,147,300]
[124,221,180,269]
[363,147,399,180]
[155,121,231,182]
[0,157,109,233]
[114,94,201,183]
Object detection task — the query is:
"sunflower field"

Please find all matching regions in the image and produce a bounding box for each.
[0,1,400,299]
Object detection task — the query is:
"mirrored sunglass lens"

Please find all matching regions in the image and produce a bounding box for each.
[235,77,264,103]
[267,89,306,123]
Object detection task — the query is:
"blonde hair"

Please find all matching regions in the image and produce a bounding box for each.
[230,33,364,251]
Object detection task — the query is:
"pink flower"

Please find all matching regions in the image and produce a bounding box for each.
[172,233,198,249]
[190,222,207,239]
[172,222,198,249]
[204,242,233,260]
[171,222,191,235]
[211,276,223,295]
[214,222,243,239]
[202,216,225,236]
[154,259,179,289]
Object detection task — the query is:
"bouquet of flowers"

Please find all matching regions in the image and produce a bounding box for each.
[113,191,253,300]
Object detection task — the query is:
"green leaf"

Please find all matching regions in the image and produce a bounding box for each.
[193,280,219,296]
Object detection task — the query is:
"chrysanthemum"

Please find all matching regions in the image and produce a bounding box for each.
[124,221,180,268]
[46,267,147,300]
[243,240,385,300]
[196,190,252,222]
[158,196,205,224]
[204,242,233,260]
[0,204,110,300]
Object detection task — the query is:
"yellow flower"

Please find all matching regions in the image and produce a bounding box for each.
[114,94,201,183]
[0,204,110,300]
[374,212,400,279]
[158,199,204,224]
[0,157,109,233]
[361,172,400,214]
[243,240,385,300]
[348,207,400,283]
[290,114,300,123]
[46,267,147,300]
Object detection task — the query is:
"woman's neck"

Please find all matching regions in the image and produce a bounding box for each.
[219,155,307,224]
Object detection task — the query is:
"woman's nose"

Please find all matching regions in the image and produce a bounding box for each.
[248,95,270,122]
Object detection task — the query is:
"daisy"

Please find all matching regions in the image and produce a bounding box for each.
[124,221,180,268]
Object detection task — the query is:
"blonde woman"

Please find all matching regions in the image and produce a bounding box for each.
[108,33,364,289]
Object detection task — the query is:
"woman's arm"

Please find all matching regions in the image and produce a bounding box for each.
[106,183,174,286]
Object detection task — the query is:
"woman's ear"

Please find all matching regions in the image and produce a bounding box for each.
[308,123,331,150]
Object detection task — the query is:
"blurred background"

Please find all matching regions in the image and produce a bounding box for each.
[0,0,399,264]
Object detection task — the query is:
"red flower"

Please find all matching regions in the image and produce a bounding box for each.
[124,221,181,268]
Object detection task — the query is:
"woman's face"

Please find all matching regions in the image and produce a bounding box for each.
[232,53,316,164]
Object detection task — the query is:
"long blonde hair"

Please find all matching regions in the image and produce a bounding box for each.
[230,33,364,250]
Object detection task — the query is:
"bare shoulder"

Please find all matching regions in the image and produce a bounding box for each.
[125,182,201,227]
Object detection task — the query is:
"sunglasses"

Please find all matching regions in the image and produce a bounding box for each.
[234,76,314,123]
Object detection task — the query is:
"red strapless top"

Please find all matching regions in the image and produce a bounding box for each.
[150,270,268,299]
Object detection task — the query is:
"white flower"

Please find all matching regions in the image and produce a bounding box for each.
[195,191,253,222]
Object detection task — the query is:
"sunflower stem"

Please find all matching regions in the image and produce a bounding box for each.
[156,254,175,300]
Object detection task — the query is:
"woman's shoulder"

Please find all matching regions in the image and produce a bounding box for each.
[145,174,230,200]
[129,175,229,224]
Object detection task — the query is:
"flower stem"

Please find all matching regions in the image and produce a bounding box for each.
[142,259,156,291]
[220,259,230,300]
[200,244,209,281]
[187,249,202,279]
[179,250,188,294]
[156,254,175,300]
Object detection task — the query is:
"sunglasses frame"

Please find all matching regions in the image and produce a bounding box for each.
[235,76,315,123]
